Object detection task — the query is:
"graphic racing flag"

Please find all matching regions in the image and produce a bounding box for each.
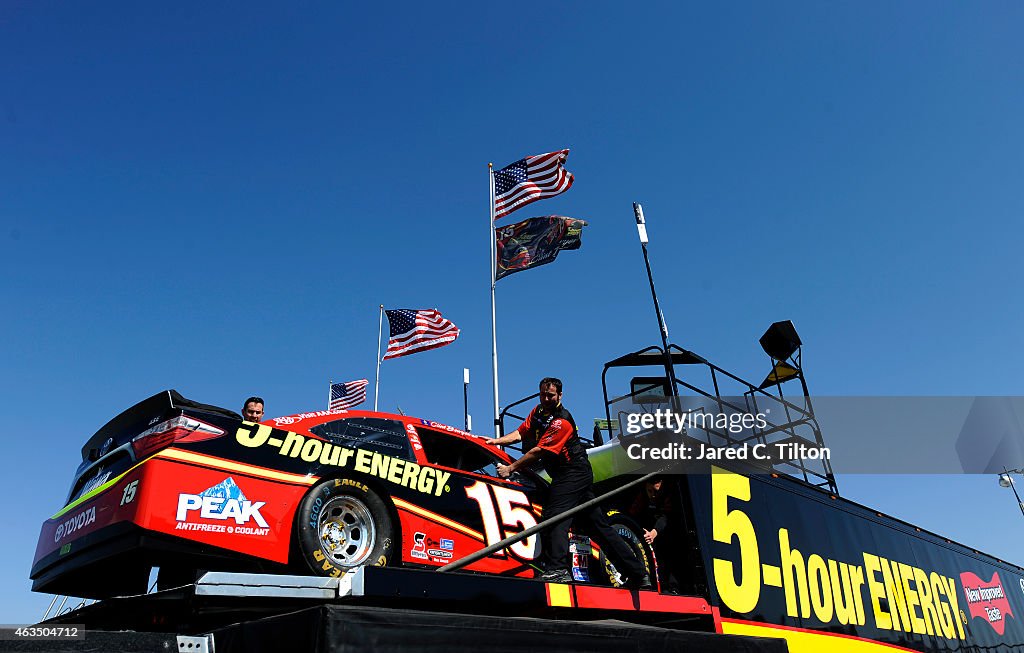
[495,216,587,281]
[493,150,574,219]
[329,379,369,411]
[383,309,460,360]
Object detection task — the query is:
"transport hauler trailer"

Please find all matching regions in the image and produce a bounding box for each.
[541,324,1024,653]
[667,465,1024,651]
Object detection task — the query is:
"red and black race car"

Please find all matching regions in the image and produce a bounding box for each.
[31,390,653,598]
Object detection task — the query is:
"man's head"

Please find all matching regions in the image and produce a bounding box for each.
[242,396,265,422]
[538,377,562,411]
[645,477,664,499]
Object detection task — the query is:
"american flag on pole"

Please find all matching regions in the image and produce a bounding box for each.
[329,379,369,411]
[383,309,460,360]
[493,150,574,219]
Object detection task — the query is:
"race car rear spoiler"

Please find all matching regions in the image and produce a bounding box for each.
[79,390,241,462]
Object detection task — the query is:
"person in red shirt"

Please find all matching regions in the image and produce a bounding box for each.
[486,378,650,588]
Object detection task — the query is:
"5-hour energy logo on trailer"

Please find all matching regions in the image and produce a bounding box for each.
[710,468,973,643]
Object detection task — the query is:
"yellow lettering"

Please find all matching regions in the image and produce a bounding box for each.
[235,423,272,447]
[864,553,892,630]
[897,562,926,634]
[941,576,966,640]
[780,529,810,618]
[279,431,305,457]
[387,458,405,484]
[829,561,855,626]
[339,478,367,492]
[400,461,420,488]
[300,438,323,462]
[355,449,372,473]
[710,469,761,614]
[339,448,355,467]
[848,563,867,626]
[319,443,341,466]
[912,567,937,636]
[417,468,435,494]
[432,470,450,496]
[369,452,390,478]
[808,554,834,622]
[929,573,954,639]
[881,558,909,631]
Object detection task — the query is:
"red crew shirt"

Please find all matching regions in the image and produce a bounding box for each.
[522,406,576,464]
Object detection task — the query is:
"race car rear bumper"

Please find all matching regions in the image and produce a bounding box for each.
[31,521,278,599]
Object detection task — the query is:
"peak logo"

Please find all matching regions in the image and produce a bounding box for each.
[176,477,268,527]
[961,571,1015,635]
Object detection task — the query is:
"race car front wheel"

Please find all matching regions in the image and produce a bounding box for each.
[296,478,397,577]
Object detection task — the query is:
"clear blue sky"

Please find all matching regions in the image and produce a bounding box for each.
[2,2,1023,624]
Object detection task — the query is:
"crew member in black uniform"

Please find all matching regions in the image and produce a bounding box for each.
[485,378,651,588]
[625,476,682,594]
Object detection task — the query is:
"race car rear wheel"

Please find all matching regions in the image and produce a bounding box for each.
[296,478,397,577]
[598,513,656,588]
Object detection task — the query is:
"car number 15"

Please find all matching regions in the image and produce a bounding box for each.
[464,481,538,560]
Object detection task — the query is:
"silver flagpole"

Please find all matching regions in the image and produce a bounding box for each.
[463,367,471,432]
[489,163,501,437]
[374,304,384,411]
[327,380,332,411]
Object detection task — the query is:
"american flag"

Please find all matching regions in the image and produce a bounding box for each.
[493,150,574,219]
[329,379,369,411]
[383,309,460,360]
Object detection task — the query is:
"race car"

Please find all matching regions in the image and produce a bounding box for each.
[31,390,653,598]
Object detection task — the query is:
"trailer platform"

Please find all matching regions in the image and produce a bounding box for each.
[21,568,789,652]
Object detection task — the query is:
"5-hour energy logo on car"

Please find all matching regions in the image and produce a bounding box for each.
[235,422,451,496]
[175,477,270,536]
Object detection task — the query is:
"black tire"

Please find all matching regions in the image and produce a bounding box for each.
[598,513,656,588]
[295,477,397,577]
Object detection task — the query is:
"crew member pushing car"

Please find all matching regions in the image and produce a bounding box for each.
[485,378,651,588]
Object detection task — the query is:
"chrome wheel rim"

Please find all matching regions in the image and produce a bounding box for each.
[318,496,376,566]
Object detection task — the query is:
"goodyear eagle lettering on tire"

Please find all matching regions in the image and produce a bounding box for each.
[295,478,396,578]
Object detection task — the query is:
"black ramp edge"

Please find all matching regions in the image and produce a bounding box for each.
[212,605,789,653]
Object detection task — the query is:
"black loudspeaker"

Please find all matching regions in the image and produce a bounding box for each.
[759,320,802,361]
